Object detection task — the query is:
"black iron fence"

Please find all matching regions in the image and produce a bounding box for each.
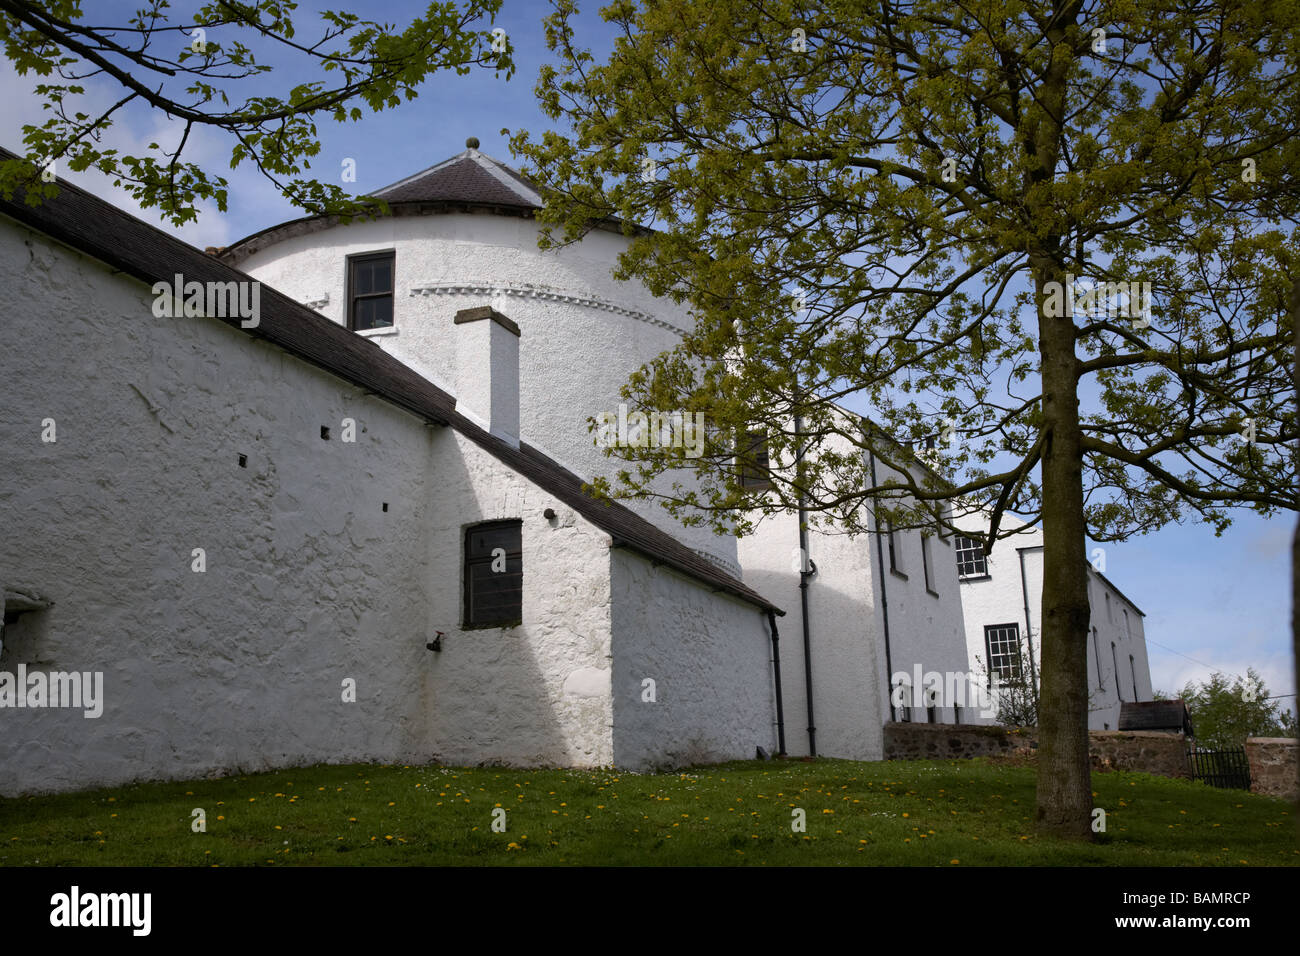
[1187,746,1252,790]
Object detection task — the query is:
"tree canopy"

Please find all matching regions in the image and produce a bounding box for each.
[512,0,1300,836]
[0,0,513,225]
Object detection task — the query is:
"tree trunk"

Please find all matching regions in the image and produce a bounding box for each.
[1033,259,1095,840]
[1291,276,1299,817]
[1025,8,1092,839]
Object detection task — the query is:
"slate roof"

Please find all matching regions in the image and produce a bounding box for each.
[218,143,645,263]
[1118,700,1194,736]
[370,146,543,209]
[0,149,780,615]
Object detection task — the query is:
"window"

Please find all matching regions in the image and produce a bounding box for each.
[1111,642,1123,701]
[921,534,937,595]
[1104,591,1112,623]
[886,520,906,576]
[984,624,1022,682]
[347,251,394,330]
[737,430,771,488]
[1092,626,1103,689]
[463,520,523,627]
[955,534,987,578]
[1129,654,1138,700]
[1123,608,1131,642]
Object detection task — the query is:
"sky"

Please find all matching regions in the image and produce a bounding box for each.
[1,0,1294,715]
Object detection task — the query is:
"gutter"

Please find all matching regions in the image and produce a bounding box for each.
[795,412,818,757]
[766,610,788,756]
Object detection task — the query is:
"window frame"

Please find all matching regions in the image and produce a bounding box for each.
[921,533,938,596]
[1111,641,1123,701]
[983,623,1023,684]
[736,429,773,489]
[346,250,396,332]
[954,534,988,579]
[462,519,523,629]
[886,519,907,579]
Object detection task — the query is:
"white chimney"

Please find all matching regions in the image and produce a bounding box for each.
[453,306,520,448]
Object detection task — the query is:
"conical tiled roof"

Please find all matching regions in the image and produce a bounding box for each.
[371,141,542,209]
[220,139,642,264]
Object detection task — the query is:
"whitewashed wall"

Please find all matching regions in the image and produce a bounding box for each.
[609,549,776,770]
[420,429,615,769]
[733,427,972,760]
[0,215,625,793]
[738,509,885,761]
[957,515,1153,730]
[230,213,738,574]
[867,451,972,727]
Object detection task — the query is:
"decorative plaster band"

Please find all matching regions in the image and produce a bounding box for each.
[409,282,687,336]
[695,548,743,580]
[302,293,330,310]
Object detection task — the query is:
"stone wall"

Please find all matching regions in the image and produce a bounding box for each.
[883,722,1034,761]
[884,722,1190,778]
[1245,737,1299,802]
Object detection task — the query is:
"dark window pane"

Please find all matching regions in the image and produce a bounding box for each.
[464,520,523,626]
[349,253,395,330]
[354,297,393,331]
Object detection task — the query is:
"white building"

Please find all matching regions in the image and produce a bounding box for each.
[0,143,781,795]
[955,512,1154,729]
[0,140,1154,795]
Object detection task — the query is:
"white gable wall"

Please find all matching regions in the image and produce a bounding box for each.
[0,215,638,792]
[609,549,776,770]
[231,213,739,575]
[957,516,1153,730]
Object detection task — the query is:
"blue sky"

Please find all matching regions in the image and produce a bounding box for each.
[2,0,1293,714]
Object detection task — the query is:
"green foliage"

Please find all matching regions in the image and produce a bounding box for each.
[0,0,514,225]
[1178,668,1298,750]
[510,0,1299,543]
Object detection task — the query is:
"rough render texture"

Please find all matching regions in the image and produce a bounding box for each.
[421,429,614,770]
[609,549,776,771]
[232,212,739,574]
[1245,737,1298,802]
[737,445,969,761]
[4,215,799,793]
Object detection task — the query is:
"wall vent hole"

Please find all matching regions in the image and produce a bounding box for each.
[382,502,389,512]
[320,426,331,440]
[238,454,248,468]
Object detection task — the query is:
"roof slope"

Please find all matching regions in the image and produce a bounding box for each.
[0,152,779,615]
[371,145,542,209]
[218,141,644,263]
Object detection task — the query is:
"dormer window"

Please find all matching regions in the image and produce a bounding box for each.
[347,251,394,331]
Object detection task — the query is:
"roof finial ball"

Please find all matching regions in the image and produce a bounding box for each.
[466,136,480,150]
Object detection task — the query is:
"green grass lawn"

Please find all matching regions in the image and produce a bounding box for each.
[1,758,1295,866]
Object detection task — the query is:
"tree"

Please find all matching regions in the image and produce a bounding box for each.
[511,0,1300,838]
[0,0,513,225]
[1177,669,1296,750]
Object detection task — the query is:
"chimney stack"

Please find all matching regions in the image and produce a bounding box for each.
[453,306,520,448]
